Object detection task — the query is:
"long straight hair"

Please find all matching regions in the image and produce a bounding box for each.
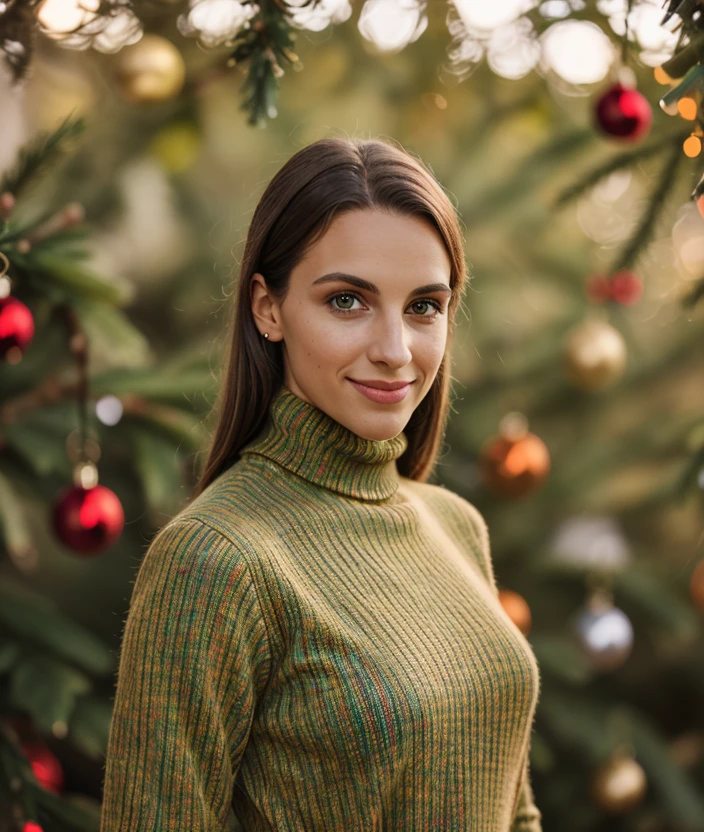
[192,136,470,499]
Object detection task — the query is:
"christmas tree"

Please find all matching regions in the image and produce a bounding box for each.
[1,1,703,829]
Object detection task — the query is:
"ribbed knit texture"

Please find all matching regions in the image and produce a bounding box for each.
[101,383,542,831]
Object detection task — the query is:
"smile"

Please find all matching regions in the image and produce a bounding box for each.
[347,379,413,404]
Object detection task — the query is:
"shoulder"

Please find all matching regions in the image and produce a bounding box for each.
[166,458,280,550]
[399,477,495,589]
[134,517,256,606]
[400,477,489,552]
[125,517,273,693]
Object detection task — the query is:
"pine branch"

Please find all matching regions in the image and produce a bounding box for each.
[681,274,704,309]
[229,7,301,127]
[610,143,687,273]
[552,129,692,208]
[0,114,87,201]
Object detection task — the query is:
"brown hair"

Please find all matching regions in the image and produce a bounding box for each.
[191,135,469,499]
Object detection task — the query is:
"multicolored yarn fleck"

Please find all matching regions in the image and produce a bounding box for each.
[100,384,543,831]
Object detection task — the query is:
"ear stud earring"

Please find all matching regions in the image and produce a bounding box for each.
[263,333,269,339]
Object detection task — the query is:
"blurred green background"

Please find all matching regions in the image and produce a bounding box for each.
[1,1,703,829]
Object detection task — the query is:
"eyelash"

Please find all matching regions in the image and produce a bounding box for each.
[326,292,444,319]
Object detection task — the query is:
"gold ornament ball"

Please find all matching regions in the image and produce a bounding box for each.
[591,755,647,814]
[113,34,186,104]
[563,319,627,391]
[690,559,704,610]
[498,589,532,636]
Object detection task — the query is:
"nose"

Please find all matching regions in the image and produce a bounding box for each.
[367,314,413,368]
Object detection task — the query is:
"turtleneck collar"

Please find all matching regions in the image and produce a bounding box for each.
[239,384,408,502]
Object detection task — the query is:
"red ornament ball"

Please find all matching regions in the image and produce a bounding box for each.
[23,824,43,832]
[51,484,124,555]
[0,296,35,360]
[594,83,652,141]
[610,270,643,305]
[586,274,612,303]
[21,740,64,793]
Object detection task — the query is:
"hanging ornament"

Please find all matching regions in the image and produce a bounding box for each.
[585,271,642,305]
[0,255,35,363]
[479,412,550,499]
[23,824,43,832]
[20,740,64,794]
[498,589,532,636]
[585,273,612,304]
[563,318,627,392]
[609,270,643,305]
[0,296,35,362]
[689,559,704,611]
[113,34,186,104]
[548,515,632,572]
[594,82,652,142]
[590,750,647,813]
[573,588,634,672]
[51,460,124,555]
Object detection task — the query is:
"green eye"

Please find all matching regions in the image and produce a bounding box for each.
[327,292,443,318]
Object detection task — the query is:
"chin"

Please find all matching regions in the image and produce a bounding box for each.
[347,415,408,442]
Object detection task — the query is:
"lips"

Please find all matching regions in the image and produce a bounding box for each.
[347,378,414,404]
[348,379,415,390]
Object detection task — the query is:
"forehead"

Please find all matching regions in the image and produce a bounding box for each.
[296,209,452,285]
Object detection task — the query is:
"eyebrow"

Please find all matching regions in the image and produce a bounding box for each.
[311,272,452,297]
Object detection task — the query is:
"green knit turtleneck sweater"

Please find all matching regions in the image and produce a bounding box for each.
[100,384,542,832]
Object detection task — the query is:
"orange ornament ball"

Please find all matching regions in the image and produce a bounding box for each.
[697,194,704,222]
[690,560,704,610]
[480,432,550,498]
[498,589,532,636]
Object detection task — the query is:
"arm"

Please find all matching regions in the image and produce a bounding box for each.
[100,518,271,832]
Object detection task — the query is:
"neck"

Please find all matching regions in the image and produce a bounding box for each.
[239,384,409,501]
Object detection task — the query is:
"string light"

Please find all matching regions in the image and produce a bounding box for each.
[653,66,672,84]
[677,97,698,120]
[683,135,702,157]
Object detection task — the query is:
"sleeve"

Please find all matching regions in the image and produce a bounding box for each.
[100,518,272,832]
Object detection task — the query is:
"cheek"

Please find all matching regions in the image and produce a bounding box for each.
[286,314,361,365]
[417,327,448,367]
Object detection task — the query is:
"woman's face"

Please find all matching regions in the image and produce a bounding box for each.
[250,208,453,441]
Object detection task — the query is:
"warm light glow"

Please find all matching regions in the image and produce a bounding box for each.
[358,0,427,53]
[683,135,702,158]
[34,0,99,34]
[653,66,671,84]
[540,20,615,84]
[453,0,537,31]
[600,0,680,66]
[487,18,541,79]
[678,97,698,120]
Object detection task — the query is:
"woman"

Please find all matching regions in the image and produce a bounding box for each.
[100,136,542,831]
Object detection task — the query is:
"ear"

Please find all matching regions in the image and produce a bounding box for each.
[250,273,283,342]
